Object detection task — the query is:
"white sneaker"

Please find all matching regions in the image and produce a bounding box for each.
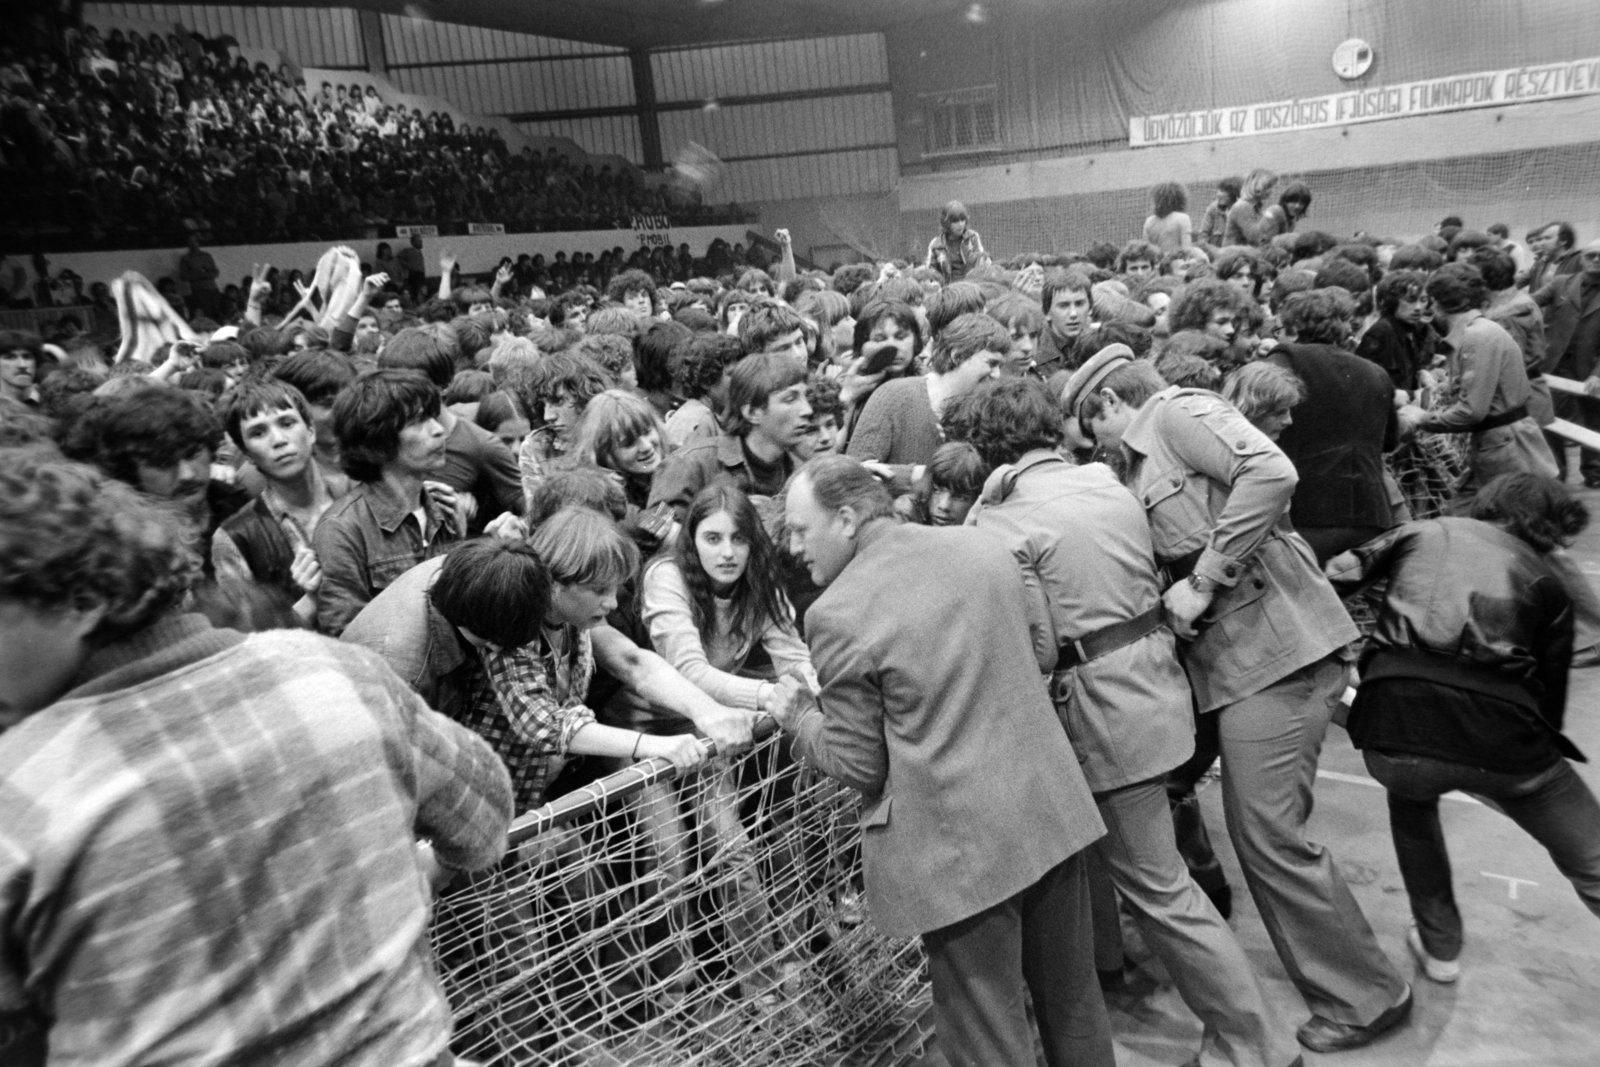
[1407,923,1460,983]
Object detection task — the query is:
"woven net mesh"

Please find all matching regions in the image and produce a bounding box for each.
[430,728,932,1066]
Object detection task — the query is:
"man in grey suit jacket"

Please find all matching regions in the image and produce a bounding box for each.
[772,454,1112,1067]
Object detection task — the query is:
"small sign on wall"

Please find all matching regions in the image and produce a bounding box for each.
[395,225,440,237]
[632,215,672,248]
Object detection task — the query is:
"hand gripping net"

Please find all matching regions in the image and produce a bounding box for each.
[430,724,934,1066]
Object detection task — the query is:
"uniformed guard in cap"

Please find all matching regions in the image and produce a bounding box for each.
[1058,343,1136,427]
[1072,351,1416,1055]
[962,375,1302,1067]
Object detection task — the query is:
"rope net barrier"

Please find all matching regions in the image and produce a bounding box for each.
[430,726,933,1066]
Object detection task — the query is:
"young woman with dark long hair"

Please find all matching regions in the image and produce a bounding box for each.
[636,484,816,1006]
[643,483,813,709]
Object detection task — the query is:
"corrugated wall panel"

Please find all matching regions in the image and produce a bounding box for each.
[651,34,888,101]
[659,93,894,160]
[515,117,644,164]
[720,147,897,202]
[390,55,634,115]
[84,3,365,68]
[380,14,616,65]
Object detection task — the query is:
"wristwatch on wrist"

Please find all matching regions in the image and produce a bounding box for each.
[1188,572,1218,595]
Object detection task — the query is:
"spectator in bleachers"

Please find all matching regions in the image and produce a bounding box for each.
[0,16,741,251]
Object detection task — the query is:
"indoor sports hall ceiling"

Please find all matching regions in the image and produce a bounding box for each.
[284,0,989,49]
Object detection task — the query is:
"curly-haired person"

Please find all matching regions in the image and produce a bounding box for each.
[60,382,252,578]
[0,446,512,1065]
[1167,278,1253,360]
[665,331,741,450]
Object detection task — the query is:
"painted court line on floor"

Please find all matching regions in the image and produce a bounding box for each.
[1316,768,1483,805]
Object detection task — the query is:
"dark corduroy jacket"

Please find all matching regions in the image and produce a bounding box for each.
[1268,342,1398,531]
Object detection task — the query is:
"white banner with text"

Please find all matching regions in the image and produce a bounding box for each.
[1130,56,1600,147]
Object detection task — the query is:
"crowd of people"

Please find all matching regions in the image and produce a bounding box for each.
[2,174,1599,1067]
[0,16,738,251]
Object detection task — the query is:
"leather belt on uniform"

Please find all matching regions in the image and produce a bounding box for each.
[1055,604,1166,670]
[1463,403,1527,434]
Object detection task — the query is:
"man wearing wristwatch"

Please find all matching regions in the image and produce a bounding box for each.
[1060,347,1413,1057]
[965,375,1301,1067]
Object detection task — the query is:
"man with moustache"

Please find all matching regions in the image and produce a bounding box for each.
[63,382,251,579]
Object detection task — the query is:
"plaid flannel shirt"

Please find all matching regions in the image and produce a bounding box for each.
[461,626,598,813]
[0,615,512,1066]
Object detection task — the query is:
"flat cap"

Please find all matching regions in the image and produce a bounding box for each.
[1058,343,1135,420]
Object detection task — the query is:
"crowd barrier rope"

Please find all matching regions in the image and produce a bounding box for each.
[430,719,934,1066]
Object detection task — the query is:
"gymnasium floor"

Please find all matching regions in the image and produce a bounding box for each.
[912,478,1600,1067]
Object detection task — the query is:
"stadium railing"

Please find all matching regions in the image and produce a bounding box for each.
[1545,375,1600,452]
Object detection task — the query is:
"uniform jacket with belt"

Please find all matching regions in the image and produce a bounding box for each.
[1420,311,1557,483]
[792,520,1103,937]
[969,453,1194,792]
[1121,387,1359,712]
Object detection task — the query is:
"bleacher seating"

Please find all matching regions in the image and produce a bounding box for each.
[0,16,739,253]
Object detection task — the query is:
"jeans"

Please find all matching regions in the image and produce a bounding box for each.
[1363,749,1600,961]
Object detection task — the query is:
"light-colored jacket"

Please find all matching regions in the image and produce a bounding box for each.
[792,521,1103,937]
[1121,387,1359,711]
[970,453,1194,792]
[1420,311,1557,484]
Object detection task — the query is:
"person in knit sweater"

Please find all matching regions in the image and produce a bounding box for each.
[643,483,817,708]
[846,312,1011,492]
[0,447,514,1066]
[639,484,817,1005]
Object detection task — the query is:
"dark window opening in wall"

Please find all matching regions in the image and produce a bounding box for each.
[921,85,999,156]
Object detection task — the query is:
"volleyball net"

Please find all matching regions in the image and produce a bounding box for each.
[430,725,933,1066]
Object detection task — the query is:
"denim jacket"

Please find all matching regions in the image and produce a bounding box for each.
[313,479,458,636]
[340,556,475,719]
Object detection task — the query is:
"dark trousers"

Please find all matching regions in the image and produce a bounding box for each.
[1364,749,1600,960]
[1547,390,1600,483]
[1168,705,1229,902]
[921,851,1115,1067]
